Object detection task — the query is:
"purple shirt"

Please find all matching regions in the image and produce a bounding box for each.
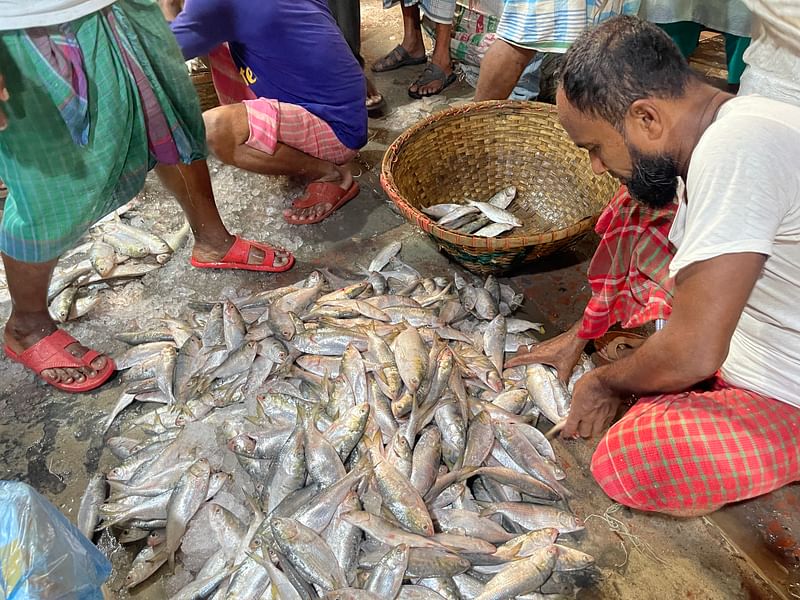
[171,0,367,150]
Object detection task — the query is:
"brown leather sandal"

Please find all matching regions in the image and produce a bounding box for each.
[592,331,647,365]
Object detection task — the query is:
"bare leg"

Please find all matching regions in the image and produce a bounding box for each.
[474,39,536,101]
[408,22,454,97]
[203,104,354,223]
[400,4,426,58]
[155,160,291,267]
[366,76,383,109]
[3,253,108,385]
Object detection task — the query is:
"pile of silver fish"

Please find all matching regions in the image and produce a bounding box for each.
[82,241,598,599]
[44,205,190,322]
[421,187,526,238]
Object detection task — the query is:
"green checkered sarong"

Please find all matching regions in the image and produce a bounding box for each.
[0,0,206,263]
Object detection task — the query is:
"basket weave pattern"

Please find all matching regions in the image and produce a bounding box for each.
[190,67,220,113]
[380,100,617,274]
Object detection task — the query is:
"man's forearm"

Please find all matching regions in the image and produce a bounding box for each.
[593,325,718,398]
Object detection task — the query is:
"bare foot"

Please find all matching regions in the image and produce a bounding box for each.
[192,234,291,268]
[366,77,384,112]
[283,167,354,224]
[5,311,108,385]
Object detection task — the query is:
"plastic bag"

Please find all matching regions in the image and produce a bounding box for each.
[0,481,111,600]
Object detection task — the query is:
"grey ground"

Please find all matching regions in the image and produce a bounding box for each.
[0,2,779,598]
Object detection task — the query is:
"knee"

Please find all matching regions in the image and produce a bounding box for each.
[202,105,243,163]
[492,38,535,69]
[590,430,637,507]
[590,424,721,516]
[590,426,670,514]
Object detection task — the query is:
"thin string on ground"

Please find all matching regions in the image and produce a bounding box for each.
[584,502,667,568]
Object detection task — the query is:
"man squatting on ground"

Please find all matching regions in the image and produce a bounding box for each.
[521,16,800,517]
[162,0,368,226]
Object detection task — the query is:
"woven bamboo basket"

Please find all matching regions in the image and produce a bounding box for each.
[189,60,220,112]
[380,100,618,275]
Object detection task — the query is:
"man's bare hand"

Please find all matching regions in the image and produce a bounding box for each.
[0,72,9,131]
[505,320,586,382]
[561,369,624,439]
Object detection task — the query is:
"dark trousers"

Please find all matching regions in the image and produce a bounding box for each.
[327,0,365,68]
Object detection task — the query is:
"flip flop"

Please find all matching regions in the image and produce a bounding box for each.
[190,236,295,272]
[408,63,457,99]
[371,45,427,73]
[285,181,360,225]
[367,94,387,118]
[4,329,116,393]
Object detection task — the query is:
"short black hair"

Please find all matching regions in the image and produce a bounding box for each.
[560,15,696,129]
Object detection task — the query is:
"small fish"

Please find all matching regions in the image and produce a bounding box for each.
[368,240,402,273]
[479,502,584,534]
[365,543,409,599]
[124,546,168,589]
[467,201,522,227]
[82,262,160,284]
[506,318,545,335]
[48,262,92,300]
[421,204,464,218]
[49,286,78,323]
[89,240,118,276]
[483,314,506,375]
[475,545,558,600]
[458,216,491,234]
[487,186,517,209]
[393,325,428,394]
[437,205,480,226]
[473,223,516,237]
[525,363,571,424]
[271,517,348,591]
[342,511,446,550]
[102,230,150,258]
[164,219,192,252]
[223,300,247,352]
[77,474,106,540]
[165,458,211,569]
[108,221,172,255]
[68,293,99,321]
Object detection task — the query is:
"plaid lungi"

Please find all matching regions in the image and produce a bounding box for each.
[592,377,800,513]
[383,0,456,25]
[497,0,640,52]
[578,185,676,340]
[0,0,206,263]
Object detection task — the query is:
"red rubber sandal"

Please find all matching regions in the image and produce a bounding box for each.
[285,181,360,225]
[190,236,295,273]
[4,329,116,393]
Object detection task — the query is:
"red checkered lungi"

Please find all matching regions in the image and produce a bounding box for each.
[592,377,800,513]
[578,185,676,340]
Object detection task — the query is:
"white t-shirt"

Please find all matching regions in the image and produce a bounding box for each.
[739,0,800,107]
[0,0,116,30]
[668,95,800,406]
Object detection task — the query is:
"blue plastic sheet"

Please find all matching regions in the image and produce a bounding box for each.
[0,481,111,599]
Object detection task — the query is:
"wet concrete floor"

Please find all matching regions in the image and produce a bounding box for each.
[0,2,794,598]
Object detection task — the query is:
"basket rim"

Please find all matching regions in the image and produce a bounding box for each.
[380,99,616,251]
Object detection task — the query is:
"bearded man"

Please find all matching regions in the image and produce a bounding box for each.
[527,15,800,516]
